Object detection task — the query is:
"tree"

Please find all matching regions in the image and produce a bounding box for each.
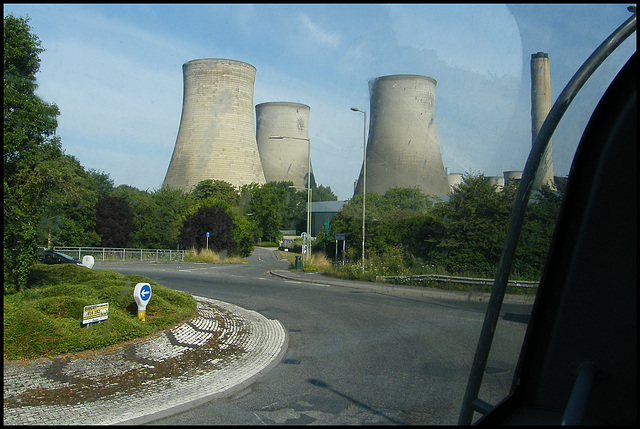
[37,154,101,247]
[232,214,257,257]
[425,173,515,276]
[192,179,240,207]
[312,184,337,202]
[146,186,194,249]
[177,205,236,254]
[87,168,114,197]
[4,14,61,291]
[514,182,565,279]
[3,15,59,174]
[316,187,433,261]
[240,182,289,242]
[95,196,134,248]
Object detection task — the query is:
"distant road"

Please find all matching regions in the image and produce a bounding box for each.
[97,248,531,425]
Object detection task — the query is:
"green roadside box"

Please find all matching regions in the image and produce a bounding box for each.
[295,255,302,270]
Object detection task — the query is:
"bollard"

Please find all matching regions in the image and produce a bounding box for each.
[133,283,152,321]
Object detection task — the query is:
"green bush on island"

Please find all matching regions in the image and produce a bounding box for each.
[3,264,198,361]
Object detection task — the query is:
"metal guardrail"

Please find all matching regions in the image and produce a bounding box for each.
[375,274,539,288]
[53,247,190,263]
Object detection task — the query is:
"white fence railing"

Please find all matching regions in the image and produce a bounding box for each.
[375,273,539,289]
[53,247,191,263]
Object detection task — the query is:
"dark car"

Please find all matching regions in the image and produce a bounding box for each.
[40,249,82,266]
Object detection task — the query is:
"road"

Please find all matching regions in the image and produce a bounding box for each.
[96,248,532,425]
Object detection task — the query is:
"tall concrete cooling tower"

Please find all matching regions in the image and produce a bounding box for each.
[531,52,554,190]
[353,74,450,197]
[255,102,314,189]
[163,58,265,192]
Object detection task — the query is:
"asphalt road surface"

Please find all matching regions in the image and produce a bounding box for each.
[97,248,532,425]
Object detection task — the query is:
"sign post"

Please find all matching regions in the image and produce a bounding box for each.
[334,233,346,266]
[301,232,308,267]
[133,282,152,322]
[82,302,109,327]
[206,232,210,252]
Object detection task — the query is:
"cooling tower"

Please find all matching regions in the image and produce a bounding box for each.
[353,74,450,197]
[504,170,523,183]
[163,58,265,192]
[255,102,314,189]
[489,175,505,191]
[531,52,554,190]
[447,173,463,192]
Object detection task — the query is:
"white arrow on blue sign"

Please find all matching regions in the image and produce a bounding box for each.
[140,284,151,301]
[134,282,152,308]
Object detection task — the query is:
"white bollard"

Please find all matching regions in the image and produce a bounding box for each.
[81,255,95,269]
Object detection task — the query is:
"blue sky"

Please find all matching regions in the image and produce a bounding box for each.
[4,4,635,200]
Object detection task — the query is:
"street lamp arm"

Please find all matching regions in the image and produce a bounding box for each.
[268,135,309,142]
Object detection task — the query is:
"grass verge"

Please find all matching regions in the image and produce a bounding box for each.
[277,250,332,272]
[183,247,247,264]
[3,263,198,361]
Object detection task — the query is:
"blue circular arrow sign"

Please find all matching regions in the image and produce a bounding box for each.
[139,284,151,302]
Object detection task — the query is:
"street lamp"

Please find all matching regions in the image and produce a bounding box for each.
[269,135,312,267]
[350,107,367,273]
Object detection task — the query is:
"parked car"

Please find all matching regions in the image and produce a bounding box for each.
[40,249,82,266]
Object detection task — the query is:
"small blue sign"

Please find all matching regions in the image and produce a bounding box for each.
[139,284,151,302]
[206,232,210,238]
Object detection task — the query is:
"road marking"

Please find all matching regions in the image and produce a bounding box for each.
[284,280,330,288]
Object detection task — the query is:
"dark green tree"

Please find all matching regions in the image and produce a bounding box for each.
[312,184,337,202]
[4,14,61,291]
[177,205,236,253]
[426,173,515,276]
[95,196,134,248]
[192,179,240,207]
[514,182,565,279]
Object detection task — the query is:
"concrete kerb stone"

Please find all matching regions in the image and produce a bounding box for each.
[124,298,290,425]
[3,296,289,426]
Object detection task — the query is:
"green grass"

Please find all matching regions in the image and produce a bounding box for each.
[3,264,198,361]
[277,249,331,272]
[183,247,247,264]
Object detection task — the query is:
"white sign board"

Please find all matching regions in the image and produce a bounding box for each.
[82,302,109,324]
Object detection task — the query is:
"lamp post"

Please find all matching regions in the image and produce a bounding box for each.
[269,135,312,267]
[350,107,367,273]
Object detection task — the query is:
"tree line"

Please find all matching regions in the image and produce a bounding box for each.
[314,175,565,281]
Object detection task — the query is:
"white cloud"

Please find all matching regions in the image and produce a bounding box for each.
[387,4,522,78]
[297,13,341,47]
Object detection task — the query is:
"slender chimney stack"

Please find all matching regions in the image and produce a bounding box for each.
[531,52,554,190]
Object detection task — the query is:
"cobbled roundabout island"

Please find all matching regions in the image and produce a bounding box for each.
[3,296,288,425]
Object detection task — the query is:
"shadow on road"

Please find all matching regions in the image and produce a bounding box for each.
[306,378,405,425]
